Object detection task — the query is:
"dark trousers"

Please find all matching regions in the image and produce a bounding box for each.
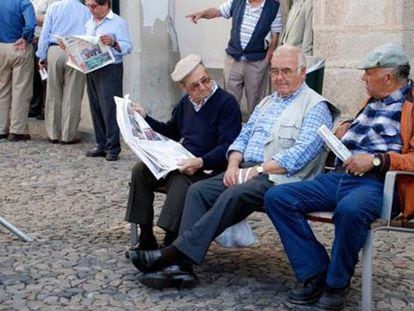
[30,39,44,117]
[264,172,383,288]
[86,63,123,156]
[173,172,273,264]
[125,161,211,233]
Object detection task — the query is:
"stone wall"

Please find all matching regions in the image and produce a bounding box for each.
[314,0,414,117]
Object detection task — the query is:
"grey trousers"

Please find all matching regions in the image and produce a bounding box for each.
[173,172,273,264]
[124,161,211,233]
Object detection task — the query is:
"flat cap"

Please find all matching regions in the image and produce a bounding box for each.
[171,54,202,82]
[358,42,409,70]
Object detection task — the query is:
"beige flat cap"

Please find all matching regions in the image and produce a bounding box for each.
[358,42,409,70]
[171,54,202,82]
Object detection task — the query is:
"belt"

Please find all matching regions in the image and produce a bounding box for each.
[49,43,59,47]
[334,167,384,180]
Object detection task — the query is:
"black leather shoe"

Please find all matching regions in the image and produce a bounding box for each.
[125,239,159,259]
[86,148,106,157]
[61,138,81,145]
[105,153,119,161]
[138,264,198,289]
[315,285,350,310]
[288,273,326,305]
[8,133,31,141]
[0,133,8,139]
[129,249,167,273]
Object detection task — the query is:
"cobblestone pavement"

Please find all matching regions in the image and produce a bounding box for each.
[1,120,414,311]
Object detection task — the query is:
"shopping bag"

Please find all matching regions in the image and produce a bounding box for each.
[215,218,257,248]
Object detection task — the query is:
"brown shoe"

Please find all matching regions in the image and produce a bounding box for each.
[61,138,81,145]
[8,133,31,141]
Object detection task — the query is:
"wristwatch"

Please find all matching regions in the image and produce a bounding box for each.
[372,154,382,168]
[255,165,264,175]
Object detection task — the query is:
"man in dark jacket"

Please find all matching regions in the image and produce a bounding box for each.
[125,54,242,251]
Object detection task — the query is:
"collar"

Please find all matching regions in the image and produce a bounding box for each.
[374,83,410,106]
[247,0,265,9]
[94,9,114,24]
[272,83,306,103]
[189,80,218,111]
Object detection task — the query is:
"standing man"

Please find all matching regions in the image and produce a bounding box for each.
[187,0,282,115]
[29,0,63,120]
[85,0,132,161]
[129,45,339,289]
[281,0,313,55]
[0,0,36,141]
[125,54,242,251]
[264,43,414,310]
[36,0,91,144]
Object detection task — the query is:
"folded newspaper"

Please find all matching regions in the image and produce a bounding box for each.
[55,35,115,74]
[318,124,352,162]
[115,95,195,179]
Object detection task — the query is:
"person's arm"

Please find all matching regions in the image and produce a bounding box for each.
[186,8,221,24]
[265,32,279,63]
[21,0,37,43]
[223,151,243,187]
[145,106,181,142]
[108,17,132,56]
[301,0,314,55]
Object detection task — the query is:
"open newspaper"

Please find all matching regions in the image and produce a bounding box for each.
[318,124,352,162]
[115,95,195,179]
[54,35,114,74]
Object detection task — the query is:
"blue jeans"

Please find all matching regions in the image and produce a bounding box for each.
[264,172,383,288]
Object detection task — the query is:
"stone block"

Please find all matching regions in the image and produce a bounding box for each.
[322,68,366,118]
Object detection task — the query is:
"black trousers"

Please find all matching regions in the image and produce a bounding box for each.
[86,63,123,156]
[173,172,273,264]
[125,161,212,233]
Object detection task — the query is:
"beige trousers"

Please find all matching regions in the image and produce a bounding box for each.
[223,54,269,115]
[0,43,33,135]
[45,46,85,141]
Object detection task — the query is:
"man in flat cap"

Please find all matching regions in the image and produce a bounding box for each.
[263,42,414,310]
[125,54,242,252]
[130,45,339,288]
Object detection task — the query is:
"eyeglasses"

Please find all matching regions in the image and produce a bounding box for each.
[269,67,299,78]
[187,76,211,92]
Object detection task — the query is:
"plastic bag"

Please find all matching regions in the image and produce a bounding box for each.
[215,219,257,248]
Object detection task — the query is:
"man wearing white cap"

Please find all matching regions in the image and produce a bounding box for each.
[125,54,242,252]
[264,42,414,310]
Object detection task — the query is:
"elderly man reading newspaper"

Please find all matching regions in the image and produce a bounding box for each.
[124,55,242,252]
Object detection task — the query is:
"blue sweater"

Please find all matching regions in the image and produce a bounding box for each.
[145,87,242,172]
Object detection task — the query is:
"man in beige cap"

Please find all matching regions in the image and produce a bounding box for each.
[263,42,414,310]
[125,54,242,252]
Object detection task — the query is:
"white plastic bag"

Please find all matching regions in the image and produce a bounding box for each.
[215,218,257,248]
[215,167,257,248]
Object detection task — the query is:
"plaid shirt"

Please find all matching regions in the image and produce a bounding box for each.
[341,84,409,156]
[228,84,333,175]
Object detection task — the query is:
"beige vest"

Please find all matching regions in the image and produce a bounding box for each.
[258,84,339,184]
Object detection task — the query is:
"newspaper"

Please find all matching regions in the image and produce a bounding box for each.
[55,35,115,74]
[318,124,352,162]
[114,95,195,179]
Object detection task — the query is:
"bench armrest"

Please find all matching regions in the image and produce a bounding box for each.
[381,171,414,224]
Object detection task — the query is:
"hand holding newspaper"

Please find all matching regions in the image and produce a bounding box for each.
[54,34,115,74]
[318,124,352,162]
[115,95,195,179]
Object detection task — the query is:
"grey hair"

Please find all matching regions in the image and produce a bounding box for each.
[391,64,410,83]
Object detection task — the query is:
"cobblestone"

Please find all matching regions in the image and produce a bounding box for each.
[0,120,413,310]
